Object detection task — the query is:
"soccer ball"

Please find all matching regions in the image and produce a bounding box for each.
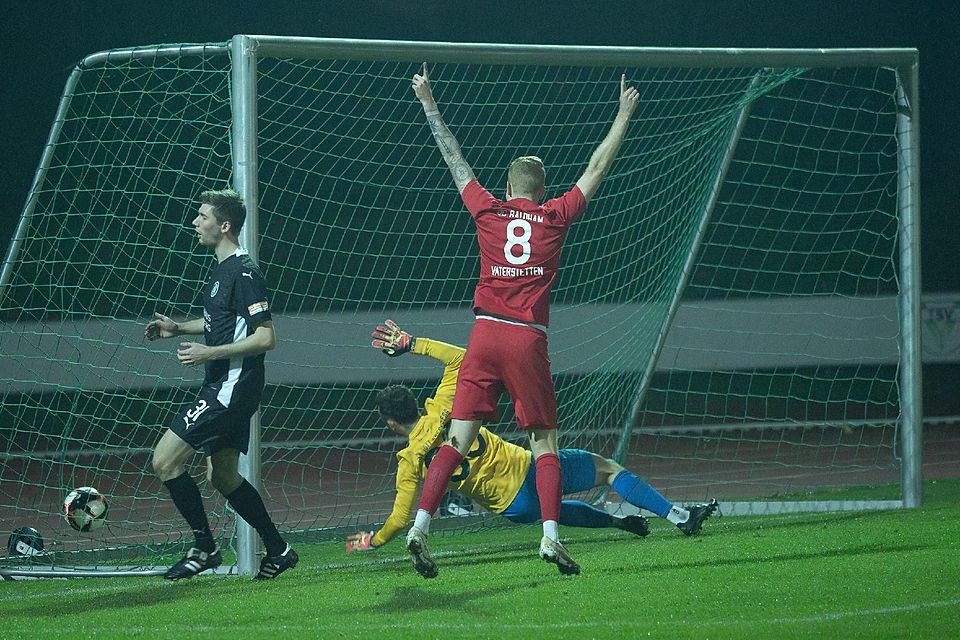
[63,486,109,532]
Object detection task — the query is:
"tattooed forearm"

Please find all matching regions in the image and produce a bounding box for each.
[426,115,443,134]
[427,116,460,161]
[435,133,458,159]
[452,161,471,183]
[425,112,474,191]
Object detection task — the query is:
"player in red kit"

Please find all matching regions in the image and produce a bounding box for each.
[405,62,638,578]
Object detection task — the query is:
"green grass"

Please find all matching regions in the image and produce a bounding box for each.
[3,479,959,639]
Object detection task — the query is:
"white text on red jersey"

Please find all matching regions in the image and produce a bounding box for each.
[497,210,545,224]
[491,265,545,277]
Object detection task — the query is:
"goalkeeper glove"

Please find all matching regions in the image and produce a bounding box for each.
[345,530,376,553]
[371,319,415,357]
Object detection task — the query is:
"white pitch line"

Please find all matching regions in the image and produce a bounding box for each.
[757,597,960,625]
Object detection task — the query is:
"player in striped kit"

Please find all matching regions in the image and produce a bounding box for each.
[406,63,639,577]
[346,322,718,555]
[145,188,297,580]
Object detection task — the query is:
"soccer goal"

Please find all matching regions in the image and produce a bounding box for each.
[0,37,920,577]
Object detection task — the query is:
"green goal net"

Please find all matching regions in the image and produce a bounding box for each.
[0,39,920,575]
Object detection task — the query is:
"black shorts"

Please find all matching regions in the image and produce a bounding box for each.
[168,384,259,455]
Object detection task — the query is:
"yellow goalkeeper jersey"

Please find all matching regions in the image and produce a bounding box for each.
[372,338,532,547]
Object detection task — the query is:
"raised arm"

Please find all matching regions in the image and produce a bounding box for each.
[575,74,639,203]
[412,62,476,194]
[371,320,465,412]
[413,337,465,413]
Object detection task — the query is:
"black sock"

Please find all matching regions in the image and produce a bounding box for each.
[226,479,285,556]
[164,472,215,552]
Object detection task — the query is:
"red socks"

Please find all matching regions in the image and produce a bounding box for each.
[416,444,464,515]
[535,453,562,523]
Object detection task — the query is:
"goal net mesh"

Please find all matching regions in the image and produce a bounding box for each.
[0,42,904,569]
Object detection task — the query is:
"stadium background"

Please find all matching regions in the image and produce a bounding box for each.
[0,0,956,418]
[0,1,957,565]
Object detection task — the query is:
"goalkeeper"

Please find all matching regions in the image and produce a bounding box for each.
[346,320,718,553]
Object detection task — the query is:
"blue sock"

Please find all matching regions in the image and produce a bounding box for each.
[559,500,615,528]
[611,469,672,518]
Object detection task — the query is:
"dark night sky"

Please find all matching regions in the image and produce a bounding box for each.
[1,1,956,290]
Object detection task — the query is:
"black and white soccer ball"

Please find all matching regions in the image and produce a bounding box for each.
[7,526,45,556]
[63,486,109,532]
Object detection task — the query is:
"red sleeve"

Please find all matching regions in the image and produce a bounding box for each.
[460,180,500,219]
[543,185,587,226]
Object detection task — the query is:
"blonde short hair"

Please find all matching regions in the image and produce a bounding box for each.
[507,156,545,196]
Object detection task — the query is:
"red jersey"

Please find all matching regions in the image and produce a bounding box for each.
[460,180,587,327]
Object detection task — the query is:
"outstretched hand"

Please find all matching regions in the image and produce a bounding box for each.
[371,319,415,357]
[412,62,437,110]
[345,530,376,553]
[618,73,639,119]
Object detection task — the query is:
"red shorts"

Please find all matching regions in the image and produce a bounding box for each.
[451,318,558,430]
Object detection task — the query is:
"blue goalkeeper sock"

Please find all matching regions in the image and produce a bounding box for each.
[559,500,616,528]
[611,469,672,518]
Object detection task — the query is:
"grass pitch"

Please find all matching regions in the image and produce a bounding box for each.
[2,479,958,639]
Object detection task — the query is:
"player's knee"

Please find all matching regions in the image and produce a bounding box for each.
[446,436,471,456]
[151,451,180,481]
[208,467,242,495]
[528,430,558,458]
[591,454,623,485]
